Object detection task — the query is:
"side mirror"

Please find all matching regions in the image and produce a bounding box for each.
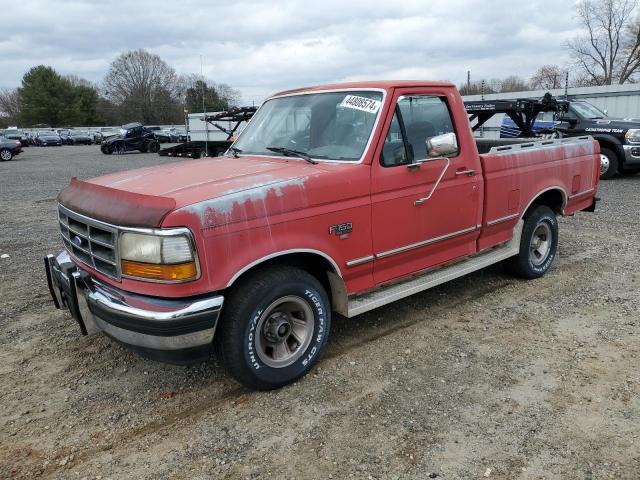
[426,132,458,157]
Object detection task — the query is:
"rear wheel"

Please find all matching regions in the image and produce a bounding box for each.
[216,266,331,390]
[139,143,148,153]
[0,148,13,161]
[504,205,558,279]
[148,141,160,153]
[599,147,619,180]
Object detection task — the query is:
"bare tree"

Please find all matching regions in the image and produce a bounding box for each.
[530,65,565,89]
[104,49,182,123]
[499,75,530,92]
[568,0,640,85]
[0,88,21,121]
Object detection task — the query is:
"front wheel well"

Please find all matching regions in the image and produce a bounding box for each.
[226,252,346,313]
[595,138,621,157]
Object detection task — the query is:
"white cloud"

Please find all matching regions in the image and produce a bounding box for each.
[0,0,581,104]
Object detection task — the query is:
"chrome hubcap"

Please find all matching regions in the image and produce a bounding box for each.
[600,154,610,175]
[0,150,11,160]
[530,222,552,266]
[255,295,314,368]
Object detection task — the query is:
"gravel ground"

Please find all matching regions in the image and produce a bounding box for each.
[0,146,639,480]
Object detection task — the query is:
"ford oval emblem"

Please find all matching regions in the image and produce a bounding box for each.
[72,236,83,247]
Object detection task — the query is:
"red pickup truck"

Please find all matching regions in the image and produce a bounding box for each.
[45,81,599,389]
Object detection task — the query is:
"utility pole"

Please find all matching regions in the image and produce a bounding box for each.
[201,55,209,157]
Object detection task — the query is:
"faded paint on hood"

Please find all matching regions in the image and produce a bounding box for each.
[60,155,364,229]
[89,156,318,210]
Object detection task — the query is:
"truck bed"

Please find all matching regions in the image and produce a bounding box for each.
[477,136,599,251]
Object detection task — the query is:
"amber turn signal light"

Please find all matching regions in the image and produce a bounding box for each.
[121,260,197,281]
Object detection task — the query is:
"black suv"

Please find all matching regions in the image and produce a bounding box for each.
[100,123,160,154]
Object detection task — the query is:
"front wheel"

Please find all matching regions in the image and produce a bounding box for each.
[148,141,160,153]
[0,148,13,161]
[504,205,558,279]
[216,266,331,390]
[599,147,619,180]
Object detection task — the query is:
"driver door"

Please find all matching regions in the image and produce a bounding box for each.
[371,90,483,284]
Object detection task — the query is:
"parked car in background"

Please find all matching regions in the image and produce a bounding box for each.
[146,126,171,143]
[167,128,187,142]
[57,129,73,145]
[68,131,94,145]
[0,135,23,160]
[94,127,119,144]
[36,132,63,146]
[3,129,30,147]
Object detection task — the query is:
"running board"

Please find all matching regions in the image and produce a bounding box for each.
[346,221,523,317]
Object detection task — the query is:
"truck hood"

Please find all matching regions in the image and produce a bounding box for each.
[57,156,338,228]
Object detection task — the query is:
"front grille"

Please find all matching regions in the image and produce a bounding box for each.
[58,205,120,279]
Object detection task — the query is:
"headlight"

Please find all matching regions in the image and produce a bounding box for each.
[625,129,640,143]
[119,232,198,282]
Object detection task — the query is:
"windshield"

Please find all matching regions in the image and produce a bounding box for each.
[572,101,607,119]
[233,90,384,161]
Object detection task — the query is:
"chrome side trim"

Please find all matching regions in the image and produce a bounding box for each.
[345,255,375,267]
[568,187,595,199]
[486,212,520,226]
[375,225,479,260]
[347,220,524,317]
[226,248,343,287]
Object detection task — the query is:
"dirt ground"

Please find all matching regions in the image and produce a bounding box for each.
[0,145,638,480]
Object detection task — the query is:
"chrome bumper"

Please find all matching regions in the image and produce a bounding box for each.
[623,144,640,165]
[45,251,224,361]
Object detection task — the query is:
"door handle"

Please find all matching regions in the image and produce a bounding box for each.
[456,168,475,177]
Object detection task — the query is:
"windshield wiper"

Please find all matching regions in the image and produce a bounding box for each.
[228,146,242,158]
[266,146,318,164]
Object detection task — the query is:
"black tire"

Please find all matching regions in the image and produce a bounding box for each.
[139,143,148,153]
[148,141,160,154]
[599,147,619,180]
[100,144,111,154]
[0,148,13,161]
[216,266,331,390]
[504,205,558,279]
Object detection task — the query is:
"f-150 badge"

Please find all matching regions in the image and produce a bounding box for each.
[329,222,353,238]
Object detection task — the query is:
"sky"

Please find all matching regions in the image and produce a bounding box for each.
[0,0,582,104]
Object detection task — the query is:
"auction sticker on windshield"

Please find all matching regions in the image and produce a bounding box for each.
[339,95,382,114]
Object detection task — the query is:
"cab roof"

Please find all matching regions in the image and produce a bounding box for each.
[271,80,455,98]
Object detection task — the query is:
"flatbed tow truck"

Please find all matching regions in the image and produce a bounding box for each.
[158,107,257,159]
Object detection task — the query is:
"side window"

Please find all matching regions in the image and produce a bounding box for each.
[381,95,458,167]
[397,96,457,161]
[381,111,408,166]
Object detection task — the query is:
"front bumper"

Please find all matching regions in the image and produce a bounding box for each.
[623,144,640,166]
[45,250,224,364]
